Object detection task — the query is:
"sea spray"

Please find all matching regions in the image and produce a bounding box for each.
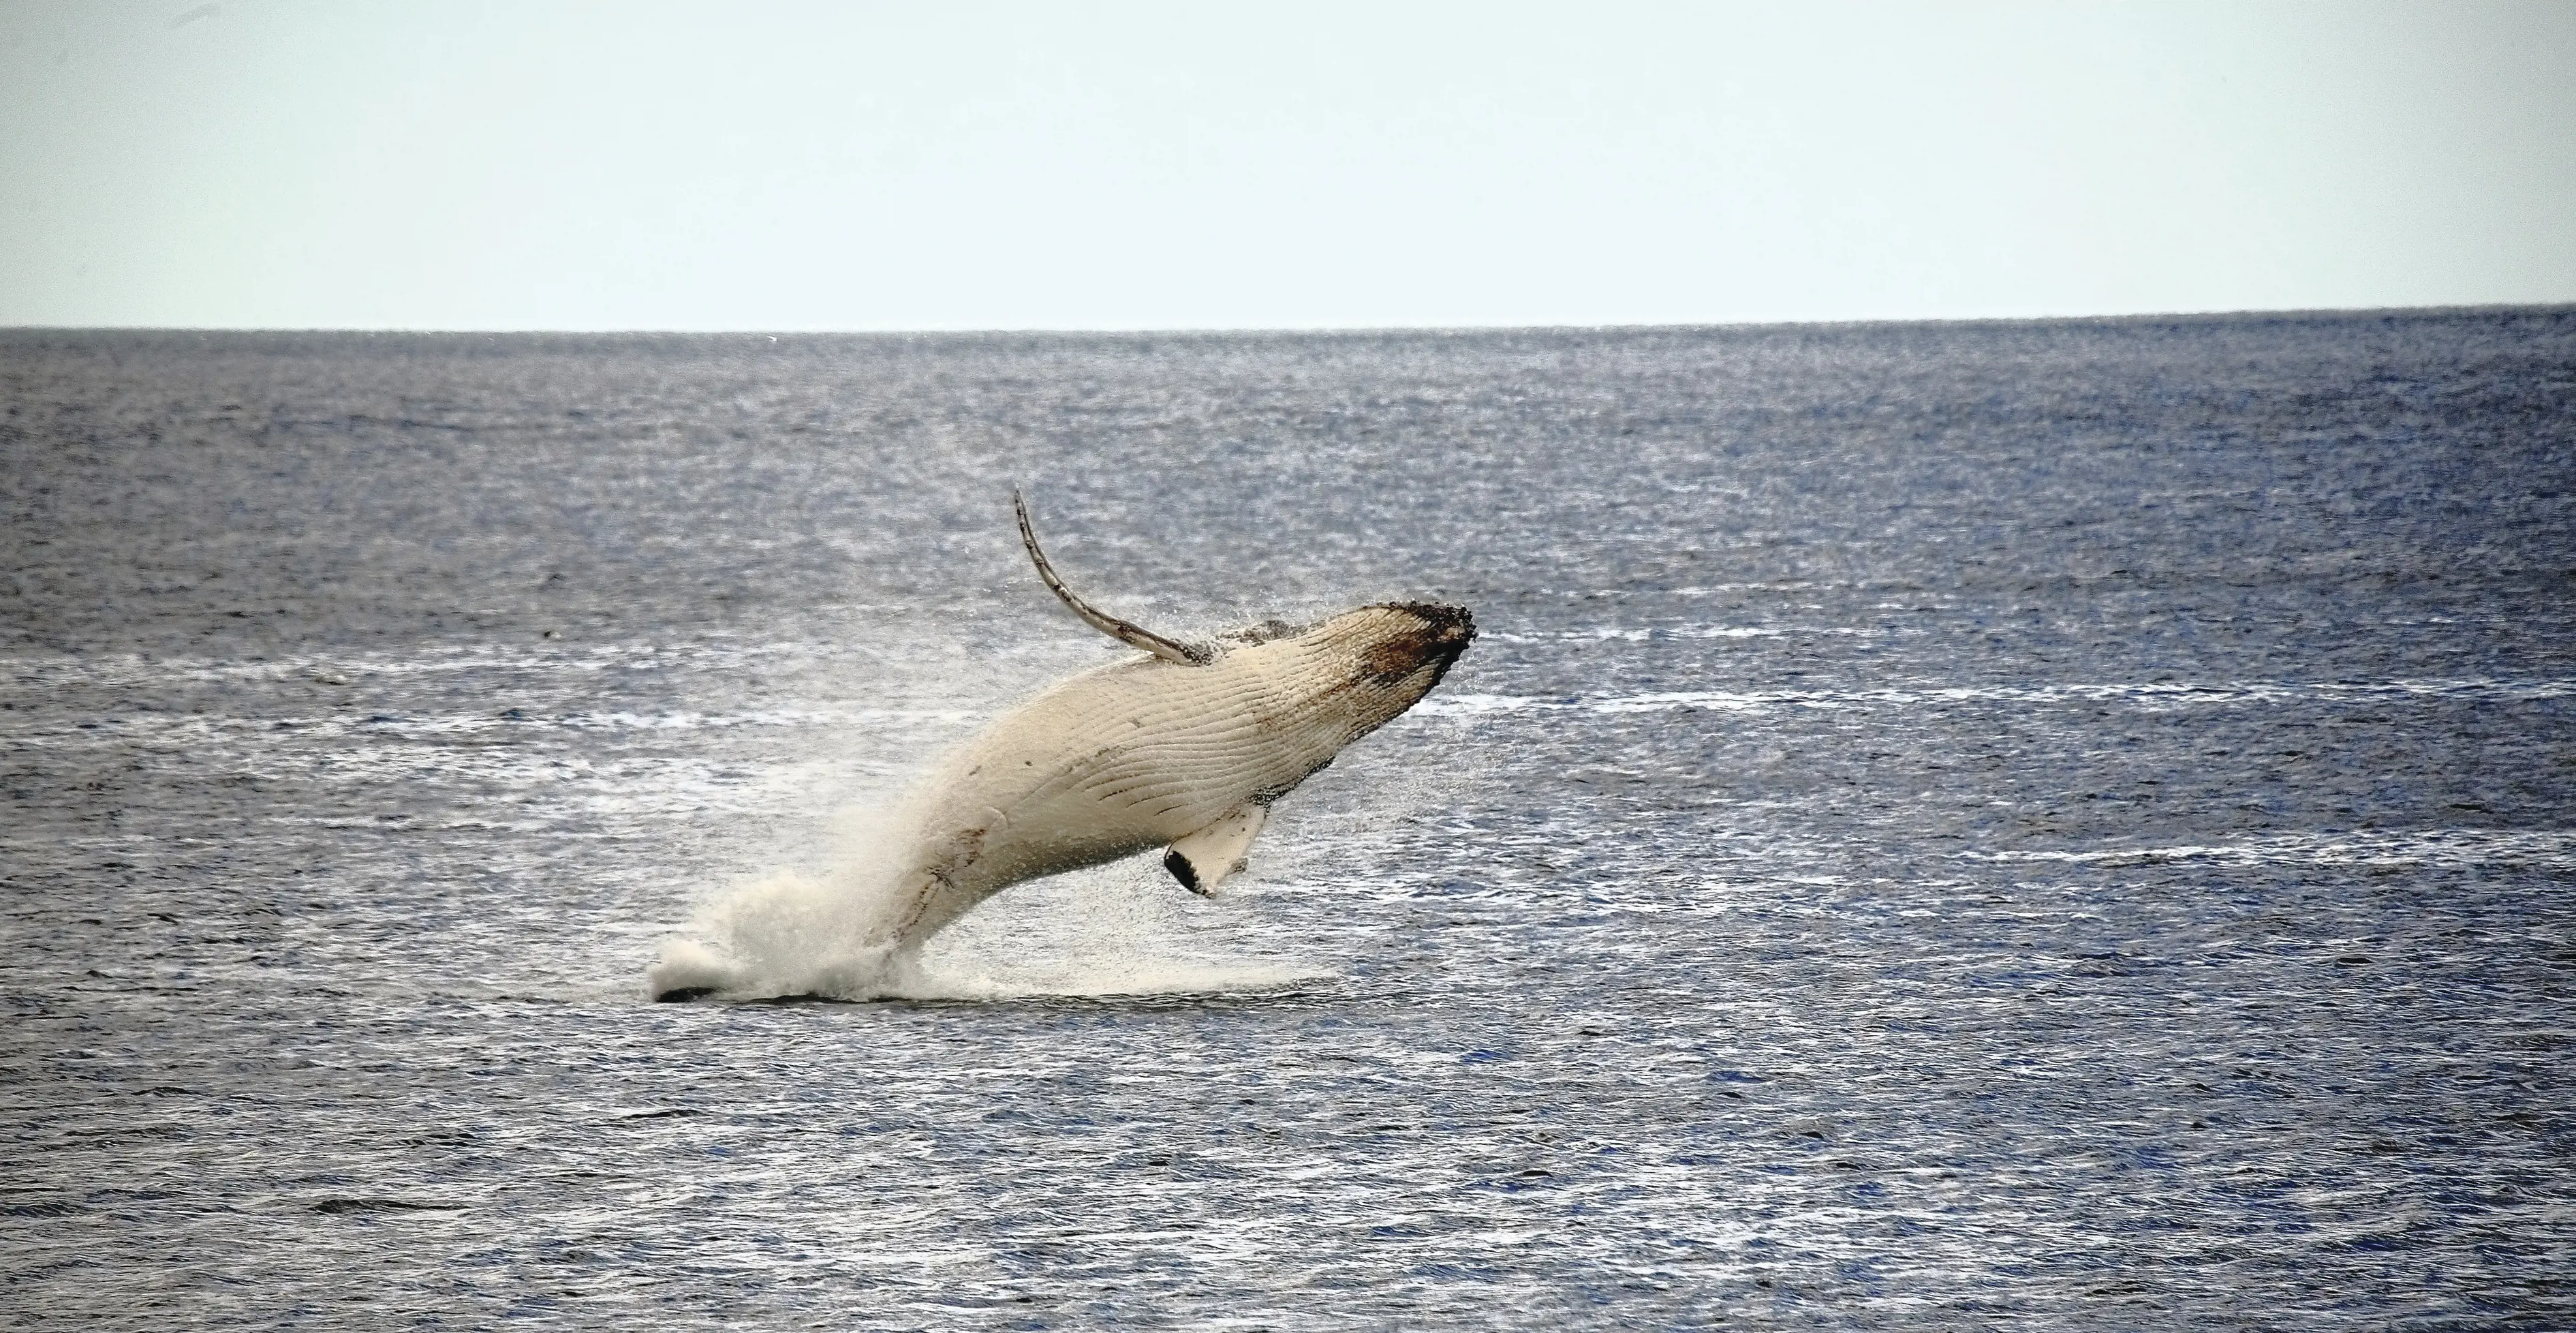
[640,786,916,998]
[647,864,916,1001]
[912,861,1334,1000]
[650,816,1333,1002]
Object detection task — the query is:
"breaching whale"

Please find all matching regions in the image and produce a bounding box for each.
[649,493,1473,1001]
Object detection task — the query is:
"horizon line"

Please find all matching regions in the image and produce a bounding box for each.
[5,301,2572,339]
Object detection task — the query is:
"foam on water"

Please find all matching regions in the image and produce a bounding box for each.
[1421,675,2576,717]
[911,864,1337,1000]
[648,865,916,1001]
[1959,827,2576,872]
[649,806,1332,1002]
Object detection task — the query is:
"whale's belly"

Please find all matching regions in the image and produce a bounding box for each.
[906,650,1354,901]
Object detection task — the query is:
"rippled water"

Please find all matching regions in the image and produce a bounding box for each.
[5,314,2573,1328]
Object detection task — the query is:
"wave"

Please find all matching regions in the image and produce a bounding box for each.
[1482,625,1870,643]
[1957,828,2576,872]
[1417,676,2576,718]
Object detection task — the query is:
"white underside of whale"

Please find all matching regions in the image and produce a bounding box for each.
[647,592,1467,1001]
[884,630,1384,945]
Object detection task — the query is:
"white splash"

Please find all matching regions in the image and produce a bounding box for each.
[647,864,918,1001]
[647,819,1332,1004]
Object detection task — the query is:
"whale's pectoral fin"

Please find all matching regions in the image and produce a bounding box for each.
[1164,804,1268,897]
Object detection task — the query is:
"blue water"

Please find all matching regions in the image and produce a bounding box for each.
[3,312,2573,1328]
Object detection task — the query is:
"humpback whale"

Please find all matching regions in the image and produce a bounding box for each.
[649,493,1473,1001]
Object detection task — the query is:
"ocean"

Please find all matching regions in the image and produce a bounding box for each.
[3,311,2572,1328]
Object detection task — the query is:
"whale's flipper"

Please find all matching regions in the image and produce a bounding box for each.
[1015,489,1212,666]
[1164,804,1268,896]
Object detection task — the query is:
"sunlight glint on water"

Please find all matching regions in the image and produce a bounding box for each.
[3,315,2571,1328]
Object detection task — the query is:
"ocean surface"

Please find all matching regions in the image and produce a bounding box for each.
[3,312,2572,1329]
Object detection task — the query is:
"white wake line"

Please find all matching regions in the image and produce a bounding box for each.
[1483,626,1872,643]
[1417,677,2576,717]
[1958,828,2576,870]
[3,706,981,746]
[12,677,2566,744]
[0,639,869,688]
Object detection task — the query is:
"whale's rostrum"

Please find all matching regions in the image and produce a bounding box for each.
[648,493,1474,1001]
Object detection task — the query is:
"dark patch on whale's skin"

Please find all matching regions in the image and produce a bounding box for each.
[1217,617,1312,648]
[1252,761,1329,808]
[654,986,721,1003]
[655,987,863,1006]
[1359,602,1476,688]
[1164,848,1201,893]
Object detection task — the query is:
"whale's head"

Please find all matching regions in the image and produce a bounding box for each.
[1285,600,1476,738]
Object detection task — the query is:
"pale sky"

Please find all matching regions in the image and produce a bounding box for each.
[3,1,2572,330]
